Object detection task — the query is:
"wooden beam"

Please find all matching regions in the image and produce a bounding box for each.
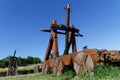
[52,30,59,58]
[44,34,53,61]
[39,28,82,37]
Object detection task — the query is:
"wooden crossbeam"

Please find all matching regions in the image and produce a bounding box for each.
[51,24,79,33]
[39,28,83,37]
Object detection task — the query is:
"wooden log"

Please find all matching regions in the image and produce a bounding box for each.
[98,49,109,63]
[53,58,65,76]
[42,62,49,74]
[73,52,94,76]
[45,53,77,68]
[108,50,120,62]
[44,35,53,61]
[83,49,99,64]
[42,53,77,75]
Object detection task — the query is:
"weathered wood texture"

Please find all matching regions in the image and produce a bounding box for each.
[34,65,42,73]
[53,58,65,76]
[73,52,94,76]
[7,57,18,76]
[83,49,99,64]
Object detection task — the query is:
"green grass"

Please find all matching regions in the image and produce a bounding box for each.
[17,65,35,71]
[0,68,7,73]
[0,64,120,80]
[72,64,120,80]
[0,64,35,72]
[0,70,75,80]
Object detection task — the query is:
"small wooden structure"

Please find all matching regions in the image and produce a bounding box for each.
[40,4,94,76]
[7,50,18,76]
[34,64,42,73]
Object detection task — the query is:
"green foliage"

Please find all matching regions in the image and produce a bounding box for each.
[0,56,41,68]
[17,57,22,66]
[72,64,120,80]
[33,57,41,63]
[0,57,9,68]
[92,64,120,80]
[27,56,33,64]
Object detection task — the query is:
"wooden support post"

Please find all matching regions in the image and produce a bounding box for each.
[52,30,59,58]
[71,25,77,53]
[64,3,70,55]
[44,20,59,61]
[64,25,77,54]
[51,20,59,58]
[44,35,53,61]
[72,35,77,53]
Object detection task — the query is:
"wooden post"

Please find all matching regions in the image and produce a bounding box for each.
[64,3,70,55]
[44,20,59,61]
[44,35,53,61]
[7,56,18,76]
[71,25,77,53]
[52,30,59,58]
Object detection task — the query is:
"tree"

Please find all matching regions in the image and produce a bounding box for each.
[27,56,33,64]
[0,57,9,68]
[33,57,41,64]
[17,57,22,66]
[0,56,42,67]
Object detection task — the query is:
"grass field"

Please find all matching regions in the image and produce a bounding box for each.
[0,64,120,80]
[0,64,35,73]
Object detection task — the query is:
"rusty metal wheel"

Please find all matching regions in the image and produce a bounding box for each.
[42,62,49,74]
[53,58,65,76]
[73,52,94,76]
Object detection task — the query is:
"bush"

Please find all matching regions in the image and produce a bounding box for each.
[0,57,9,68]
[0,56,41,68]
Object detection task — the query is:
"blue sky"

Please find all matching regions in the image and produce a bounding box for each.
[0,0,120,60]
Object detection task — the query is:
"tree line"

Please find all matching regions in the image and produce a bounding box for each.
[0,56,41,68]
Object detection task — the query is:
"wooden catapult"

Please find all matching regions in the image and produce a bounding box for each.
[7,50,18,76]
[40,3,84,75]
